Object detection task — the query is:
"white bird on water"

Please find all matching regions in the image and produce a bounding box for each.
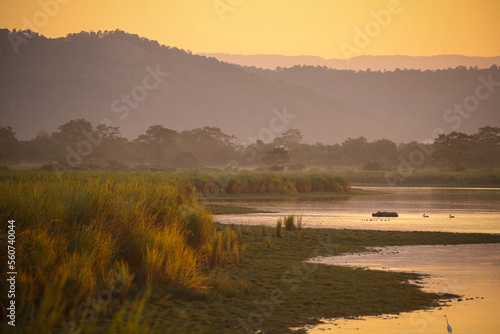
[444,315,452,333]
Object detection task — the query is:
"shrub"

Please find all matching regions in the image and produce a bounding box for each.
[275,219,283,238]
[182,207,214,249]
[284,215,296,231]
[205,227,242,269]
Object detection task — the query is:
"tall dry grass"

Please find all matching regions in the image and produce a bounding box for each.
[275,219,283,238]
[0,171,240,332]
[174,170,350,195]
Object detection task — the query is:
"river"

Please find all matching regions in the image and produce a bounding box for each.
[306,244,500,333]
[215,187,500,233]
[214,187,500,333]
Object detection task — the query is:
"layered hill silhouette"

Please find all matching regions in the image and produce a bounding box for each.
[244,65,500,142]
[1,29,499,144]
[0,29,373,144]
[199,53,500,71]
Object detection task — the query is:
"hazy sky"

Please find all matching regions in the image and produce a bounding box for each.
[1,0,499,58]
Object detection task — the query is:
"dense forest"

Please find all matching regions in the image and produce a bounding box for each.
[1,120,498,172]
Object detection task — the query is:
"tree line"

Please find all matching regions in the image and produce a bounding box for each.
[0,119,498,171]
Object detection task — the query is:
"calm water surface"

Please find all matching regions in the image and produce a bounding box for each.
[306,244,500,333]
[215,187,500,233]
[214,187,500,333]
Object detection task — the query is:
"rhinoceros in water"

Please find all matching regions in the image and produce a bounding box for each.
[372,211,398,217]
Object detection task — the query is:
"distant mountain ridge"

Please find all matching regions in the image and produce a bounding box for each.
[1,29,499,145]
[198,53,500,71]
[0,29,370,144]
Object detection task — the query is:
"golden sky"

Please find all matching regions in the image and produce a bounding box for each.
[1,0,499,58]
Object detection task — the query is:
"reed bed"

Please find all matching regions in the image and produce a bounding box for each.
[174,170,350,195]
[0,171,240,333]
[1,171,499,333]
[275,219,283,238]
[284,215,296,231]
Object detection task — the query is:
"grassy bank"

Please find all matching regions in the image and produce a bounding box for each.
[340,170,500,188]
[172,170,351,196]
[144,224,499,333]
[0,171,242,333]
[1,171,499,333]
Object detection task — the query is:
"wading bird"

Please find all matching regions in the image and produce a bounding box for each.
[444,315,452,333]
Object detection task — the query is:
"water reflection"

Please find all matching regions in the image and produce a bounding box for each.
[306,244,500,334]
[215,187,500,233]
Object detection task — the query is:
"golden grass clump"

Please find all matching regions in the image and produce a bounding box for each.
[275,219,283,238]
[172,170,350,196]
[0,171,240,333]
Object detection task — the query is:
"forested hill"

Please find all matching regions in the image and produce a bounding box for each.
[244,65,500,142]
[199,53,500,71]
[0,29,368,144]
[1,29,499,144]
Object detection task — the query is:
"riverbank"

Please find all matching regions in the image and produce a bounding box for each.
[2,171,498,333]
[341,170,500,188]
[306,244,500,333]
[147,224,500,333]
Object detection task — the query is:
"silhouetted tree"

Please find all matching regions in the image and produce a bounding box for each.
[133,125,178,164]
[369,138,398,165]
[432,132,472,171]
[24,131,57,162]
[469,126,500,169]
[180,127,236,165]
[273,129,303,149]
[0,126,20,162]
[53,119,93,144]
[342,136,369,164]
[397,141,433,170]
[262,147,290,170]
[93,123,130,161]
